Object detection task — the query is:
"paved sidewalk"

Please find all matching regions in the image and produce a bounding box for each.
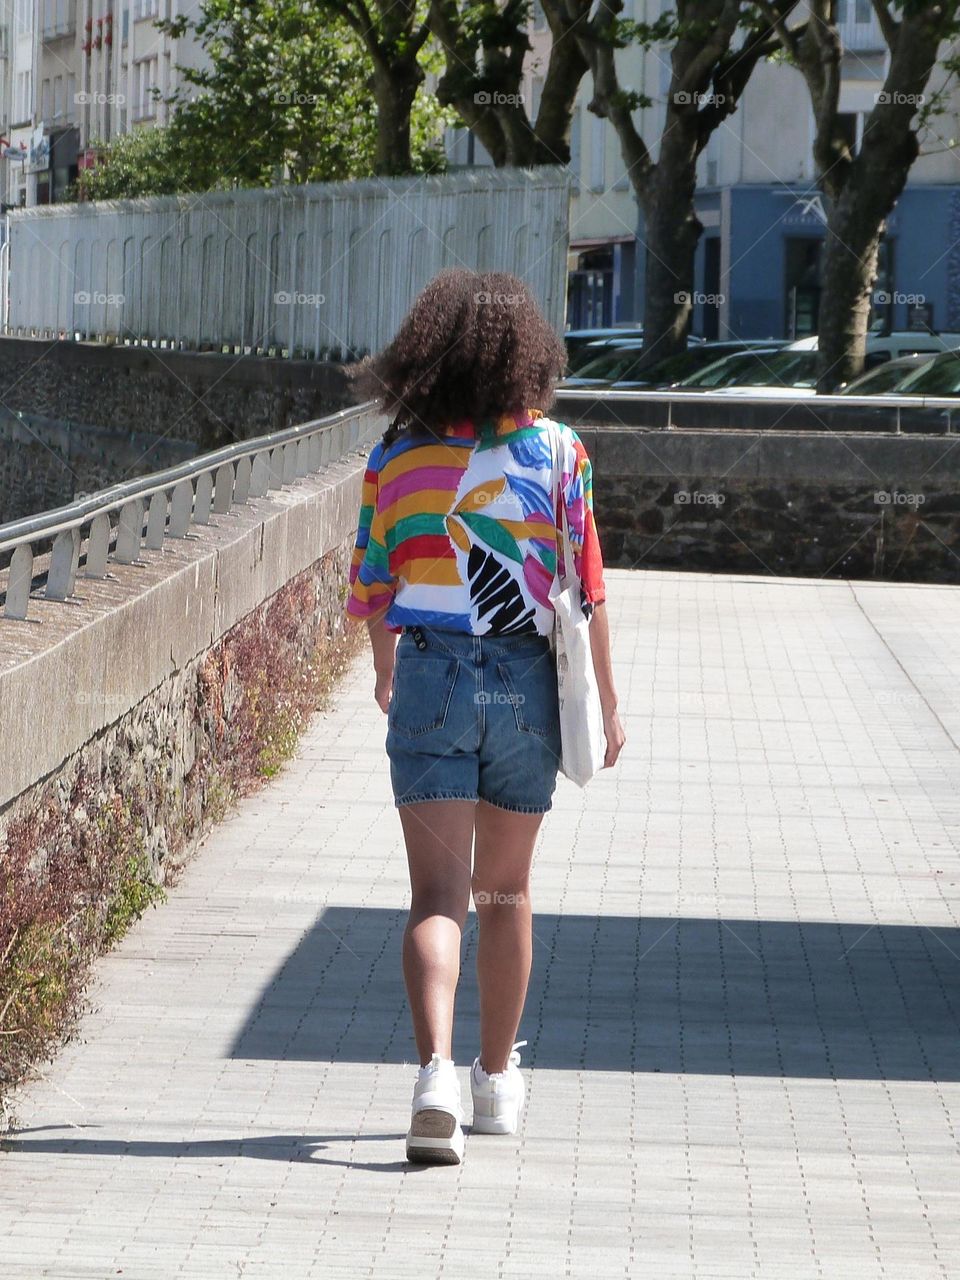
[3,568,959,1279]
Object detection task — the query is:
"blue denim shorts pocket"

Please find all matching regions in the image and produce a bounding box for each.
[496,651,560,739]
[388,652,460,738]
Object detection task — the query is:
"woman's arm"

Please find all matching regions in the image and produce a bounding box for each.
[589,602,626,768]
[366,607,398,714]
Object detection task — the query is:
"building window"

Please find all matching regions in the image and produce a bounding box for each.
[66,73,76,122]
[16,70,32,123]
[41,78,52,121]
[590,113,605,192]
[41,0,75,38]
[135,57,159,118]
[568,248,614,329]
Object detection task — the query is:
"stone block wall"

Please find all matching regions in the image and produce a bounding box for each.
[0,337,352,447]
[574,427,960,584]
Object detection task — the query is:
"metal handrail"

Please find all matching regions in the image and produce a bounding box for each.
[0,400,384,622]
[554,387,960,417]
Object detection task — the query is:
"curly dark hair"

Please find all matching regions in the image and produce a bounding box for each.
[346,268,567,448]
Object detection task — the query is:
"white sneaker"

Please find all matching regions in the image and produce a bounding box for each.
[406,1052,465,1165]
[470,1039,527,1135]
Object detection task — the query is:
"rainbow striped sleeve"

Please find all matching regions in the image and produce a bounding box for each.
[345,442,400,628]
[566,430,606,606]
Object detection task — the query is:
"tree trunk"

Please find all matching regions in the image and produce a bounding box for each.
[370,58,423,175]
[815,204,881,392]
[638,115,702,364]
[793,1,948,390]
[814,103,921,390]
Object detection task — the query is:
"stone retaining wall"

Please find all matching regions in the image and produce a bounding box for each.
[573,427,960,583]
[0,336,350,454]
[0,412,199,525]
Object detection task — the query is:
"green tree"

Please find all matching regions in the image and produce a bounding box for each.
[156,0,380,185]
[68,126,202,200]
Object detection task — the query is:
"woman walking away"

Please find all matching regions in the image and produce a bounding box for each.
[342,268,625,1166]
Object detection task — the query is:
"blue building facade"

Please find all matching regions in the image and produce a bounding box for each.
[628,183,960,341]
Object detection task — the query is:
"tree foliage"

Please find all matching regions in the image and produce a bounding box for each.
[71,0,454,199]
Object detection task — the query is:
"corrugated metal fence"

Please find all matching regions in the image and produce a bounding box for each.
[2,167,571,358]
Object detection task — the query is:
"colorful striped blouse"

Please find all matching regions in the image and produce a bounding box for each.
[344,408,606,637]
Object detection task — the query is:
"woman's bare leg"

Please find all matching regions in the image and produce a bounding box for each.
[472,799,545,1074]
[399,799,476,1067]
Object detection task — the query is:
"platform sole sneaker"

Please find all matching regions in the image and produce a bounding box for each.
[470,1039,527,1135]
[406,1052,465,1165]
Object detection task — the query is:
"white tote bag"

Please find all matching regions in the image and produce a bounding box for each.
[546,420,607,787]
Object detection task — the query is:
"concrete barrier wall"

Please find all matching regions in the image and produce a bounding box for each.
[0,426,383,817]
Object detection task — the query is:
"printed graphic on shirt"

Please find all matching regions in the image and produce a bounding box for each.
[345,410,605,638]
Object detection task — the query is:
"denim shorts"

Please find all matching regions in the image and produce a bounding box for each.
[385,626,563,814]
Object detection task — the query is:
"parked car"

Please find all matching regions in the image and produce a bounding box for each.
[787,331,960,367]
[676,347,820,395]
[888,350,960,396]
[564,326,643,370]
[564,327,707,372]
[839,354,936,395]
[560,339,788,389]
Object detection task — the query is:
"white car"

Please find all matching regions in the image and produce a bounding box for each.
[786,331,960,363]
[676,348,820,396]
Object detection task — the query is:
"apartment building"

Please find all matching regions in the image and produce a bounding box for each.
[0,0,206,208]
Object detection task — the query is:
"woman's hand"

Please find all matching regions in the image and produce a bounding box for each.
[601,701,626,769]
[589,602,625,768]
[368,611,399,714]
[374,663,394,714]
